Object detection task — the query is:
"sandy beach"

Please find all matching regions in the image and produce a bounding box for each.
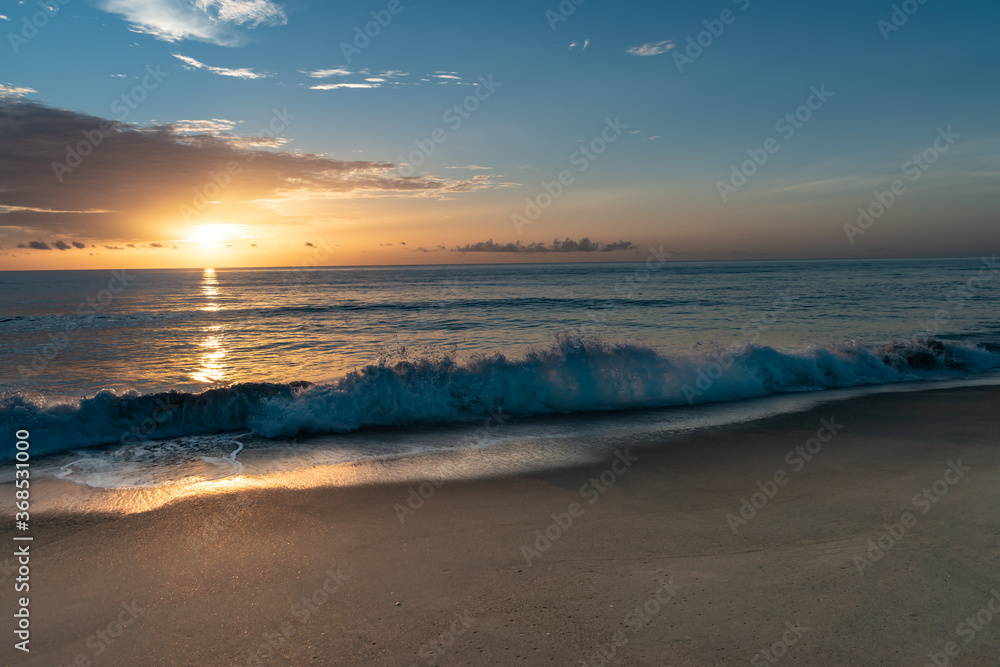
[7,385,1000,666]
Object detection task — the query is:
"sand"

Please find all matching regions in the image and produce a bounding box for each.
[6,385,1000,666]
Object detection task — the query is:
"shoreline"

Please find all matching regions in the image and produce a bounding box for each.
[6,385,1000,665]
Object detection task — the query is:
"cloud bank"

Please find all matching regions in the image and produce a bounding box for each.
[453,238,637,253]
[0,98,496,243]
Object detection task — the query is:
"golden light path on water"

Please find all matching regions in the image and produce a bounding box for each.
[191,268,229,383]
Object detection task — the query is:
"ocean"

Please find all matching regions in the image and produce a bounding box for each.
[3,257,1000,502]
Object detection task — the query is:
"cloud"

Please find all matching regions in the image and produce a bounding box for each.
[601,240,637,251]
[0,98,499,241]
[0,84,37,98]
[301,69,422,92]
[303,68,353,78]
[172,53,271,79]
[310,82,380,90]
[169,118,239,134]
[14,239,93,251]
[452,238,637,253]
[97,0,287,46]
[627,40,675,56]
[310,69,478,90]
[17,240,51,250]
[306,69,469,90]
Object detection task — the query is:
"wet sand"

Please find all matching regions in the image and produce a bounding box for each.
[7,385,1000,666]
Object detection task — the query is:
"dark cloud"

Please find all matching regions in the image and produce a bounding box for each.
[13,238,95,251]
[0,98,497,241]
[453,237,636,253]
[17,240,51,250]
[304,242,315,247]
[601,240,637,251]
[149,242,163,247]
[104,245,124,250]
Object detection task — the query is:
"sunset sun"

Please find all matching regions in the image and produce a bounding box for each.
[186,223,241,247]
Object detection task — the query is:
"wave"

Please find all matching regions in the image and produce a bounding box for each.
[4,337,1000,459]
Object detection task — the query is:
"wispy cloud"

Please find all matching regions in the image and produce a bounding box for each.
[303,68,411,80]
[627,40,675,56]
[303,68,353,78]
[172,53,271,79]
[310,82,380,90]
[168,118,240,134]
[304,69,469,91]
[97,0,287,46]
[0,84,37,97]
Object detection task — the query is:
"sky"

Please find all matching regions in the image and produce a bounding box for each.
[0,0,998,270]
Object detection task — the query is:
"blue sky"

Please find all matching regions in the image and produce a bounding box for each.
[1,0,998,268]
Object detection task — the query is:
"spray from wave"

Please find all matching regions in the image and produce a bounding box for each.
[4,336,1000,458]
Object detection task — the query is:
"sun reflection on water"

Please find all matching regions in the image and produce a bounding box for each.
[191,268,229,383]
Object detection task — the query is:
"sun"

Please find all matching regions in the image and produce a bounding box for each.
[186,223,241,247]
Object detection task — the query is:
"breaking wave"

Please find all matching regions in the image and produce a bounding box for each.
[4,337,1000,458]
